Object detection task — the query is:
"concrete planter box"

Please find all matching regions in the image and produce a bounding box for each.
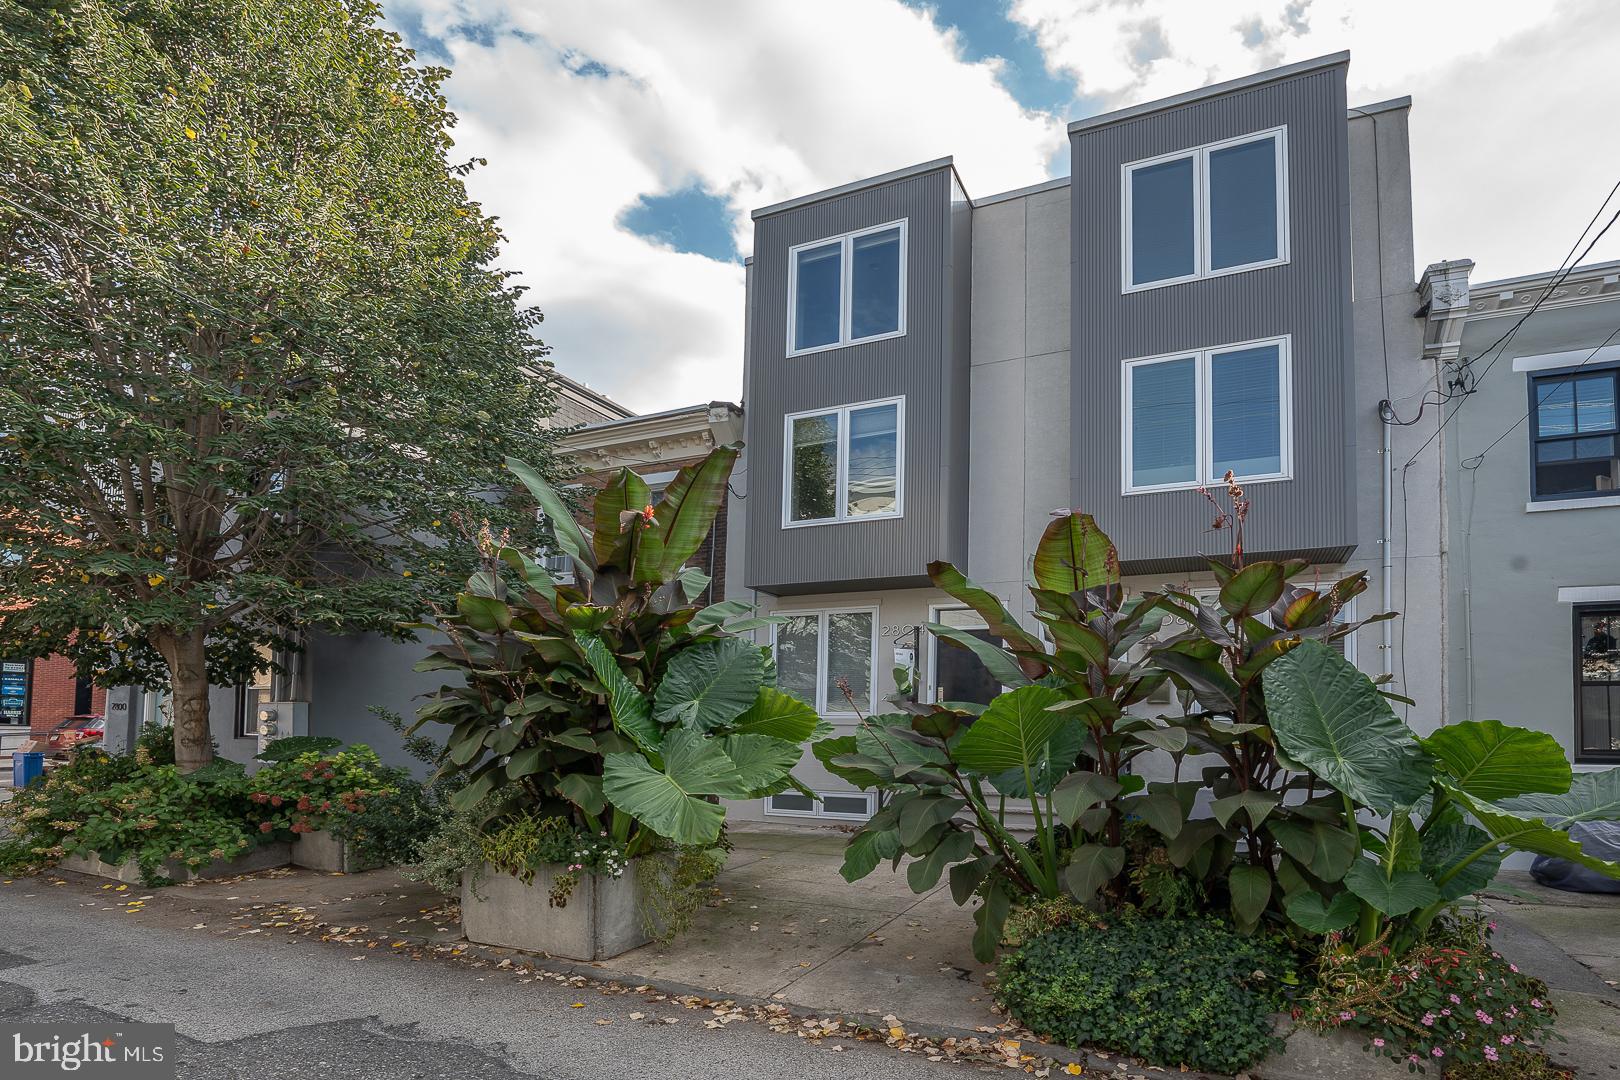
[460,860,653,961]
[292,829,378,874]
[59,842,291,884]
[1256,1018,1435,1079]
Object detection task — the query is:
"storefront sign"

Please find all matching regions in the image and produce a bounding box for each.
[1,660,29,725]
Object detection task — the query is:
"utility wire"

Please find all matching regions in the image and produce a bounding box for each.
[1460,321,1620,470]
[1400,190,1620,468]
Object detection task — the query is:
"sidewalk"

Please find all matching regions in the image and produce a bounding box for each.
[25,825,1620,1078]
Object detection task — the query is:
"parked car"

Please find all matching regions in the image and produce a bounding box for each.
[45,714,105,752]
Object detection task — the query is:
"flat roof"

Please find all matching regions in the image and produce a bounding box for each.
[751,157,955,221]
[1470,258,1620,294]
[1067,51,1349,134]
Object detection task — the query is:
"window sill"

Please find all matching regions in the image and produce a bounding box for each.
[1524,494,1620,513]
[1123,255,1290,295]
[782,512,903,529]
[1122,472,1292,497]
[786,328,906,359]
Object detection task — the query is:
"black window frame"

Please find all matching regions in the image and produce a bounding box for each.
[1528,366,1620,502]
[1573,602,1620,765]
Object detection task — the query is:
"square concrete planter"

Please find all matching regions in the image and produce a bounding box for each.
[1256,1018,1436,1078]
[292,829,379,874]
[59,842,291,884]
[460,860,653,961]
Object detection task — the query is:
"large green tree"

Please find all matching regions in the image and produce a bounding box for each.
[0,0,562,769]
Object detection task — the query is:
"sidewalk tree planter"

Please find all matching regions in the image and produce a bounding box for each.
[414,446,827,954]
[59,843,291,884]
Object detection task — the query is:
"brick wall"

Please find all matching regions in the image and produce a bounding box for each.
[24,654,105,734]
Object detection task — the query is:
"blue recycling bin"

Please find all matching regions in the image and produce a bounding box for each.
[11,751,44,789]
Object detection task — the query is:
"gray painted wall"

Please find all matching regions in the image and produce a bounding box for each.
[1068,61,1358,572]
[743,164,970,594]
[1445,293,1620,764]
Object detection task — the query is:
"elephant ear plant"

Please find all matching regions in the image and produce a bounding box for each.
[1261,639,1620,952]
[823,513,1189,960]
[412,445,827,871]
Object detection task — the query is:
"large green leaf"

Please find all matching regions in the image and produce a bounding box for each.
[1342,859,1439,916]
[908,830,977,892]
[1423,719,1572,801]
[1454,793,1620,882]
[814,735,888,789]
[506,456,594,581]
[1263,641,1434,812]
[1218,563,1286,620]
[1421,820,1503,901]
[1229,864,1272,928]
[456,593,511,633]
[728,687,823,741]
[591,468,653,570]
[653,637,765,731]
[496,546,557,604]
[646,444,738,583]
[1064,843,1125,900]
[1284,890,1360,933]
[555,773,605,817]
[574,631,661,752]
[989,720,1085,798]
[952,685,1070,776]
[841,827,902,882]
[925,562,1049,676]
[719,734,804,795]
[601,727,749,845]
[1051,770,1124,828]
[926,623,1032,689]
[1031,512,1119,593]
[1498,767,1620,825]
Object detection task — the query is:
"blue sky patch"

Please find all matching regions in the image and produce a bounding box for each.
[902,0,1075,115]
[620,186,739,263]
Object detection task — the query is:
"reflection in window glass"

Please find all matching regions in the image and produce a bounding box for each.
[825,611,874,712]
[1533,371,1619,499]
[1211,343,1283,478]
[846,404,898,517]
[851,228,901,339]
[1578,607,1620,761]
[1208,137,1279,270]
[774,615,820,707]
[1130,156,1196,286]
[1130,357,1198,488]
[934,608,1000,707]
[789,412,839,521]
[793,242,842,351]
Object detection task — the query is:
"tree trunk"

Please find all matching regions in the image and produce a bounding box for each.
[154,628,214,772]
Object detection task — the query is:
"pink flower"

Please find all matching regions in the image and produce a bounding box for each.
[1489,921,1498,931]
[1441,1009,1452,1017]
[1476,1010,1494,1025]
[1449,994,1462,1004]
[1507,1006,1519,1019]
[1338,1011,1354,1022]
[1408,1055,1421,1065]
[1531,998,1544,1009]
[1484,1046,1499,1062]
[1420,1013,1436,1027]
[1372,1038,1385,1048]
[1432,1048,1445,1059]
[1501,1035,1516,1045]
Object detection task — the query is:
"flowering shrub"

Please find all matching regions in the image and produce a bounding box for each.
[0,742,266,885]
[1303,915,1560,1073]
[248,747,392,837]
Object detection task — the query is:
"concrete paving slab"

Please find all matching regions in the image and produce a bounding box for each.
[1486,906,1616,996]
[1543,990,1620,1078]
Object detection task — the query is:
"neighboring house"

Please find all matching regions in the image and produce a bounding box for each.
[0,653,105,749]
[1422,257,1620,770]
[556,401,744,604]
[721,52,1445,825]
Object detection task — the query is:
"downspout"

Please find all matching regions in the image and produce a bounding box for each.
[1382,416,1394,684]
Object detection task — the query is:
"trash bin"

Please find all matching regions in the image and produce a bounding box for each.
[11,751,44,789]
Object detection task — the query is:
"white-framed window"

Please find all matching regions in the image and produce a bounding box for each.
[1122,335,1292,494]
[1122,126,1288,292]
[787,220,907,356]
[771,607,879,717]
[782,397,904,526]
[765,790,877,821]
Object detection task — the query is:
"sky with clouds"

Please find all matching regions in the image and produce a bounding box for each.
[381,0,1620,413]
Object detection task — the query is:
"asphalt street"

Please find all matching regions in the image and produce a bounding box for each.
[0,881,978,1080]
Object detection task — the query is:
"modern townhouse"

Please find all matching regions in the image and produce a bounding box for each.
[1420,257,1620,770]
[723,52,1447,825]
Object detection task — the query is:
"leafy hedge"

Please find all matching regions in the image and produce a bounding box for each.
[995,914,1300,1074]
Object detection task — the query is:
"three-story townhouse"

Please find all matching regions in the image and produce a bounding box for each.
[723,52,1446,825]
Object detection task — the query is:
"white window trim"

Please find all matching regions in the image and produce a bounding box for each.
[764,790,877,822]
[1121,126,1290,294]
[781,396,905,528]
[785,219,909,357]
[1121,334,1293,495]
[770,606,880,718]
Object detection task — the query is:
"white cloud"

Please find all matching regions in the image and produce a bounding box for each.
[1011,0,1620,281]
[386,0,1063,411]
